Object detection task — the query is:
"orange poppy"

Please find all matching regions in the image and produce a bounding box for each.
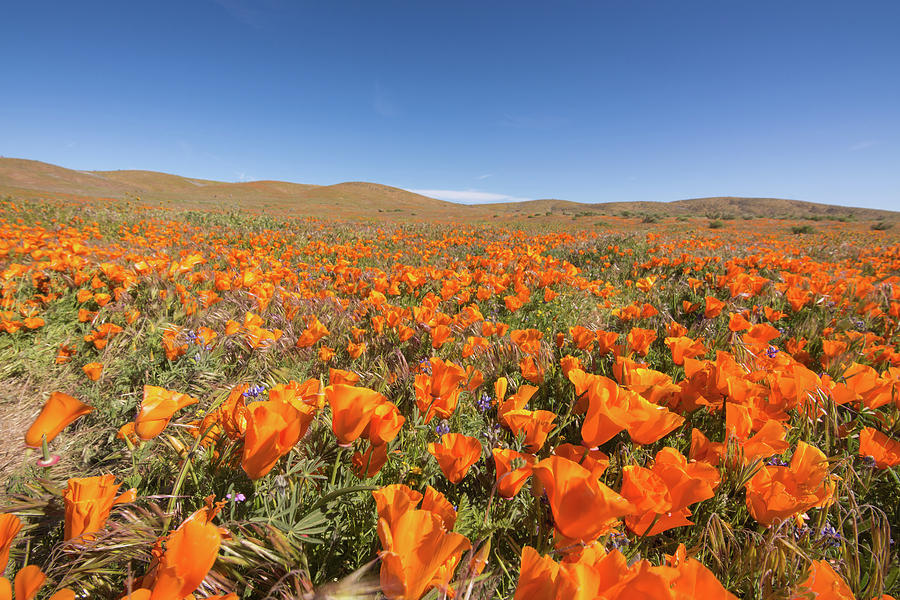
[664,336,706,365]
[373,484,424,530]
[82,362,103,381]
[352,443,390,478]
[134,386,199,441]
[510,328,543,355]
[503,409,557,452]
[325,384,385,445]
[519,356,545,384]
[497,382,538,427]
[24,392,93,448]
[329,368,360,386]
[620,447,719,536]
[594,330,620,355]
[664,544,739,599]
[492,448,536,498]
[859,427,900,469]
[377,509,471,600]
[745,442,836,526]
[0,514,22,573]
[366,400,405,446]
[414,357,466,423]
[143,513,222,599]
[295,316,329,348]
[63,474,136,540]
[625,327,656,356]
[2,565,46,600]
[428,433,482,483]
[532,456,632,543]
[241,400,305,480]
[789,560,854,600]
[552,443,608,479]
[704,296,725,318]
[430,324,453,349]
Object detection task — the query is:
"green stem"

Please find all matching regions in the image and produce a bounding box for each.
[162,389,231,534]
[330,447,344,487]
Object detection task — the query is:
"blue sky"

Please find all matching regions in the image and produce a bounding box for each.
[1,1,898,209]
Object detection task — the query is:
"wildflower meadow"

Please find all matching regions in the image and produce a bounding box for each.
[1,196,898,599]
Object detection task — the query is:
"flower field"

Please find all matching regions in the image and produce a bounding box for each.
[1,196,899,599]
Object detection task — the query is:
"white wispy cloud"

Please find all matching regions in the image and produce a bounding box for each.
[409,188,532,204]
[849,140,878,151]
[235,171,252,182]
[476,173,493,180]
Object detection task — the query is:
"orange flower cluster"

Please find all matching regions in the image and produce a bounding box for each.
[4,204,900,598]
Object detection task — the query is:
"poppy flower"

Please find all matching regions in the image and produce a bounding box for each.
[620,447,719,536]
[503,409,557,452]
[492,448,536,498]
[789,560,854,600]
[510,328,543,355]
[519,356,545,384]
[420,486,457,531]
[560,355,583,378]
[326,384,385,445]
[595,330,620,355]
[82,362,103,381]
[430,324,453,349]
[552,443,608,479]
[366,400,405,446]
[513,546,576,600]
[329,368,360,386]
[143,514,222,599]
[704,296,725,318]
[0,514,22,572]
[295,316,329,348]
[625,328,656,356]
[664,336,706,365]
[24,392,93,448]
[497,383,538,427]
[428,433,482,483]
[532,456,632,543]
[745,442,836,526]
[55,344,77,364]
[859,427,900,469]
[414,358,466,423]
[241,400,305,480]
[665,544,739,599]
[347,340,366,358]
[63,474,136,540]
[352,443,390,478]
[373,484,424,530]
[1,565,45,600]
[134,386,199,441]
[377,509,471,600]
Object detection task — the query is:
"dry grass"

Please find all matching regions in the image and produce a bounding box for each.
[0,377,44,482]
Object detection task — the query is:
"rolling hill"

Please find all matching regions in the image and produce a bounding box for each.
[0,157,896,223]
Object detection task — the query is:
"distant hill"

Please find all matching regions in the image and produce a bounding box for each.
[0,157,896,223]
[487,196,897,220]
[0,158,465,219]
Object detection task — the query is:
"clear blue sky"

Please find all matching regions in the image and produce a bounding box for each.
[1,1,898,209]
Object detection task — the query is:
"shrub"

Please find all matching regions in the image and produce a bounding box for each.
[791,225,816,234]
[708,219,725,229]
[871,221,893,231]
